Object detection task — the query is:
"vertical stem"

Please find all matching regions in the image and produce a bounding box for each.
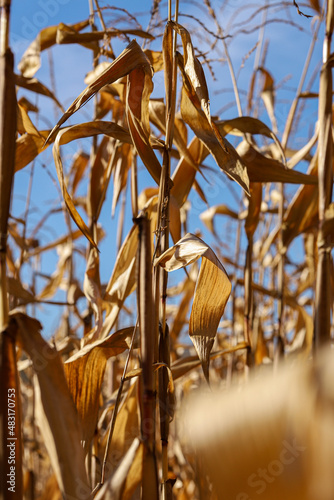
[314,0,333,349]
[131,150,138,218]
[274,184,285,367]
[136,214,159,500]
[0,2,22,497]
[244,240,254,369]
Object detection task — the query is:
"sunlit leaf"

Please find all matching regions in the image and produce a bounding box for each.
[18,20,89,78]
[45,40,155,145]
[180,84,250,194]
[96,437,143,500]
[13,312,88,498]
[155,233,232,381]
[237,141,318,184]
[64,327,134,454]
[245,182,262,240]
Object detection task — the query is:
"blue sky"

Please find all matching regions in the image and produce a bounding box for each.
[8,1,323,337]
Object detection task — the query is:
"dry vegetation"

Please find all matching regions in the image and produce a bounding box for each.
[0,0,333,499]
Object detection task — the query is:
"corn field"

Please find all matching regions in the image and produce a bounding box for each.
[0,0,334,499]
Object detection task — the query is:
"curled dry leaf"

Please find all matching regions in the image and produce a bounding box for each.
[7,276,36,305]
[171,114,286,210]
[15,129,49,173]
[15,74,64,110]
[155,233,232,381]
[245,182,263,240]
[45,40,155,146]
[216,115,285,166]
[171,21,211,123]
[88,135,116,221]
[12,312,88,498]
[180,84,250,194]
[282,157,319,250]
[237,141,318,184]
[17,102,41,137]
[126,64,161,185]
[258,67,278,134]
[64,326,134,454]
[18,20,89,78]
[52,121,132,247]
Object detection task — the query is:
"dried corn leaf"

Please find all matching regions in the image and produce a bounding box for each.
[15,74,64,110]
[170,266,197,340]
[144,49,164,73]
[237,141,318,184]
[95,91,125,120]
[149,99,197,170]
[45,40,154,145]
[83,247,103,340]
[171,136,208,207]
[102,225,138,336]
[171,22,211,122]
[309,0,321,12]
[180,85,250,194]
[126,66,161,184]
[18,20,89,78]
[245,182,263,239]
[52,122,132,247]
[101,196,158,337]
[102,382,140,478]
[181,348,334,500]
[70,150,89,195]
[112,143,132,216]
[88,135,116,220]
[17,102,41,137]
[282,159,319,250]
[155,233,232,381]
[216,115,285,165]
[7,277,36,305]
[259,67,278,133]
[64,327,134,453]
[96,437,143,500]
[15,129,49,172]
[38,243,72,300]
[200,205,239,235]
[13,312,88,498]
[171,342,248,380]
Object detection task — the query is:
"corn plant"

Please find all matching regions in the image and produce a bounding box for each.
[0,0,333,499]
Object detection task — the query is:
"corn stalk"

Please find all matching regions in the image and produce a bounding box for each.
[314,0,334,348]
[0,0,22,497]
[136,213,159,500]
